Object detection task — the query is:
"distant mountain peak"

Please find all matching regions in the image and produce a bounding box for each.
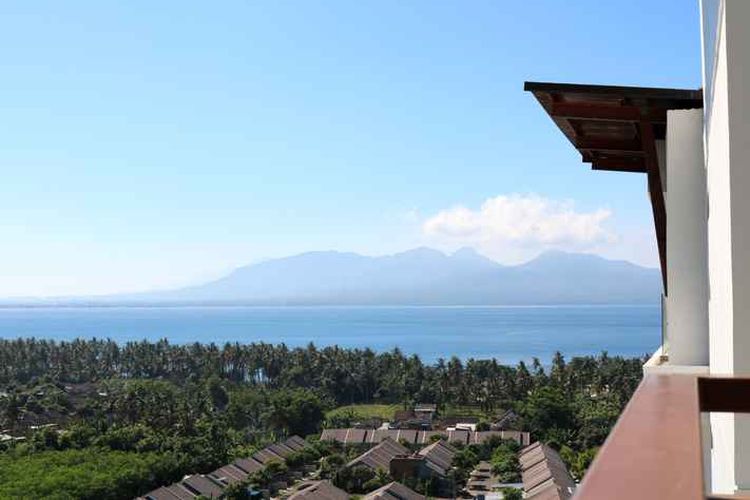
[392,247,447,259]
[451,247,486,259]
[62,246,661,306]
[519,249,656,275]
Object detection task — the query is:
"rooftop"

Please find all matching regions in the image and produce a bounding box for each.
[138,436,308,500]
[524,81,703,290]
[347,438,410,471]
[417,439,457,477]
[320,428,530,446]
[362,481,426,500]
[287,481,349,500]
[519,441,575,500]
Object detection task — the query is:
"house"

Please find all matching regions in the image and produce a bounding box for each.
[389,456,429,482]
[354,417,384,429]
[393,409,415,423]
[139,485,197,500]
[320,428,531,447]
[320,428,368,445]
[137,436,309,499]
[362,481,426,500]
[490,409,519,431]
[439,416,479,428]
[525,1,750,497]
[392,409,431,430]
[367,429,418,444]
[389,440,457,495]
[518,442,575,500]
[252,446,286,465]
[413,404,437,422]
[449,423,477,432]
[208,464,250,486]
[231,456,264,475]
[466,461,520,500]
[138,475,225,500]
[287,480,348,500]
[416,440,456,477]
[347,438,410,472]
[180,475,224,498]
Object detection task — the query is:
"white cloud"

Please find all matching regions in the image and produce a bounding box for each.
[422,194,618,263]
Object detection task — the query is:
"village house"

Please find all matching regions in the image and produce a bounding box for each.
[137,436,308,500]
[362,481,426,500]
[519,442,575,500]
[287,480,348,500]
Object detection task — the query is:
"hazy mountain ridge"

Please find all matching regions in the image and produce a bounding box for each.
[105,247,661,305]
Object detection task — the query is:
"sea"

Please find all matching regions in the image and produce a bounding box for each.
[0,305,660,364]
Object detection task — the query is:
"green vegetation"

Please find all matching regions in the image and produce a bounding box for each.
[441,404,491,419]
[490,441,521,482]
[0,339,644,498]
[500,487,523,500]
[325,404,400,421]
[0,449,181,500]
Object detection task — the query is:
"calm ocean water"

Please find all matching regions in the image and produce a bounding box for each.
[0,305,660,364]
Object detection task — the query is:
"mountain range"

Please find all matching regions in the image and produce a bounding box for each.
[98,247,661,306]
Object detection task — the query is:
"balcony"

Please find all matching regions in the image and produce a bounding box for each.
[574,373,750,500]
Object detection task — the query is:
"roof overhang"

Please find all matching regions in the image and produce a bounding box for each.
[524,81,703,292]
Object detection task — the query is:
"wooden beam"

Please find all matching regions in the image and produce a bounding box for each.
[640,119,667,293]
[552,102,641,121]
[592,157,647,173]
[576,137,644,154]
[552,102,667,123]
[698,377,750,413]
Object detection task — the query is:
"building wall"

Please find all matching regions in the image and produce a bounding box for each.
[665,109,708,366]
[704,0,750,492]
[724,0,750,488]
[725,0,750,377]
[706,0,732,378]
[705,0,734,492]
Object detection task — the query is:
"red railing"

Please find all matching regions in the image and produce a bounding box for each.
[574,374,750,500]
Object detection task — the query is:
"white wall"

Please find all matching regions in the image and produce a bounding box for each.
[706,0,734,492]
[725,0,750,377]
[706,0,732,378]
[725,1,750,487]
[706,0,750,492]
[665,109,709,366]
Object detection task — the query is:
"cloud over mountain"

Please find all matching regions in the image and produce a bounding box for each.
[422,194,616,263]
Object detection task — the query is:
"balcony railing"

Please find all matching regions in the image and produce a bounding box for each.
[574,374,750,500]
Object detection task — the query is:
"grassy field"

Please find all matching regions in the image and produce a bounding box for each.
[326,403,498,421]
[441,404,495,419]
[326,404,402,420]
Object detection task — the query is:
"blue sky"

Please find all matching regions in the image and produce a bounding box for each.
[0,0,702,297]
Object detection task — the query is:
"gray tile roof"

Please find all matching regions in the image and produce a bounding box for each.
[233,456,265,474]
[367,429,417,444]
[288,480,349,500]
[181,475,223,498]
[519,442,576,500]
[253,447,285,464]
[362,481,426,500]
[322,428,530,447]
[321,428,368,444]
[208,464,249,485]
[284,435,308,451]
[137,435,309,499]
[139,486,185,500]
[417,440,456,477]
[348,438,410,471]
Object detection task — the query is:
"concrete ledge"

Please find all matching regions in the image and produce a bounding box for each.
[643,346,710,375]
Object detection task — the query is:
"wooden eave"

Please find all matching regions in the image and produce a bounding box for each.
[524,81,703,292]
